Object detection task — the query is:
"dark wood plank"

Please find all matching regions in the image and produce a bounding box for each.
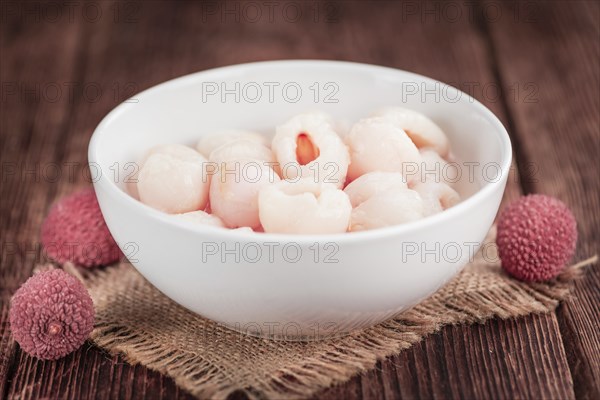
[317,314,574,400]
[0,3,88,397]
[4,339,195,400]
[483,1,600,398]
[0,297,15,398]
[0,0,84,290]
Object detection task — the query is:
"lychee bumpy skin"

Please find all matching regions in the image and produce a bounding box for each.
[41,188,121,267]
[9,269,95,360]
[497,194,577,282]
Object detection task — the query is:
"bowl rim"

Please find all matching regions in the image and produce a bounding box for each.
[89,59,512,245]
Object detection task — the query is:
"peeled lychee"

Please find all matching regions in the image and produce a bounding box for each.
[41,188,121,267]
[9,269,95,360]
[497,194,577,282]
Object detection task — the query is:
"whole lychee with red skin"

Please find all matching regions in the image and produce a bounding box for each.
[41,188,121,267]
[497,194,577,282]
[9,269,95,360]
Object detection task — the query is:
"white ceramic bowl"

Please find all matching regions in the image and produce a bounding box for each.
[89,60,511,340]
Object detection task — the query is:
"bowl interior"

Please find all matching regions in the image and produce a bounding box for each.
[91,60,509,205]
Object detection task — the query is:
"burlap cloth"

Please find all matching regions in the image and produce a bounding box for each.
[75,228,596,400]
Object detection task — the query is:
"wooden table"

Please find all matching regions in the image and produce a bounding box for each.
[1,1,598,398]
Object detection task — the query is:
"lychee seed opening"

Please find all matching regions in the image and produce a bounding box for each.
[296,133,320,166]
[404,129,426,148]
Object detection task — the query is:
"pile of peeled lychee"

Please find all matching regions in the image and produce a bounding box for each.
[9,185,580,360]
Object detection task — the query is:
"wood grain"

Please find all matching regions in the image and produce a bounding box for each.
[0,1,597,399]
[483,1,600,398]
[317,314,575,400]
[1,8,87,399]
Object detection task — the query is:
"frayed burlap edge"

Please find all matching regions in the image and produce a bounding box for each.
[68,229,597,400]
